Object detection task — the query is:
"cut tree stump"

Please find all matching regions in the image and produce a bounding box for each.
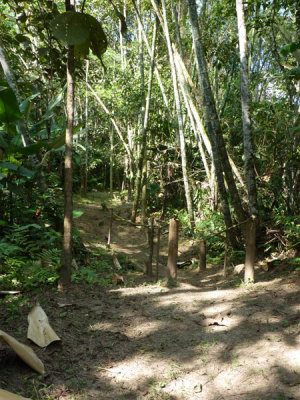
[167,218,179,281]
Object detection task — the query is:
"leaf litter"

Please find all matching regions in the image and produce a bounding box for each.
[0,193,300,399]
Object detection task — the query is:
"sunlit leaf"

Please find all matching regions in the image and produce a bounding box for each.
[73,209,84,218]
[19,93,40,113]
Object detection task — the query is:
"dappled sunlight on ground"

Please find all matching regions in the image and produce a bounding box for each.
[1,192,299,399]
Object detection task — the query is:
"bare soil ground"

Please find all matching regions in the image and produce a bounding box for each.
[1,192,300,400]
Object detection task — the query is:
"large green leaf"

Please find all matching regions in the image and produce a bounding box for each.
[13,141,47,156]
[280,42,300,57]
[51,11,90,45]
[51,12,107,60]
[19,93,40,113]
[73,209,84,218]
[74,39,90,59]
[44,84,66,118]
[85,14,107,59]
[0,161,18,171]
[12,131,66,156]
[19,166,35,177]
[0,86,22,123]
[0,131,9,149]
[285,67,300,80]
[0,161,34,177]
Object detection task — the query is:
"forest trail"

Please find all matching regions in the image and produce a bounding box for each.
[2,193,300,400]
[73,191,200,284]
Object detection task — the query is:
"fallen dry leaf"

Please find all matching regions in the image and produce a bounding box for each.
[0,330,45,374]
[27,304,60,348]
[0,389,31,400]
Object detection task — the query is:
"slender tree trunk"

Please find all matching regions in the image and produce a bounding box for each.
[244,219,256,283]
[131,13,157,222]
[84,60,89,194]
[236,0,259,283]
[132,0,177,135]
[198,240,206,271]
[187,0,246,245]
[60,0,75,288]
[131,0,145,222]
[141,161,148,224]
[219,59,236,118]
[172,1,215,209]
[155,0,195,230]
[110,123,114,197]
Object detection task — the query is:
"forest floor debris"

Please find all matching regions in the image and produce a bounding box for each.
[1,192,300,400]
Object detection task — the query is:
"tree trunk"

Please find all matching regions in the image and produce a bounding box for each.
[157,0,195,231]
[187,0,246,244]
[236,0,259,282]
[131,0,146,222]
[110,124,114,197]
[60,0,75,288]
[141,161,148,225]
[147,216,154,276]
[167,218,179,281]
[132,0,176,131]
[131,12,157,222]
[198,240,206,272]
[84,60,89,194]
[244,219,256,283]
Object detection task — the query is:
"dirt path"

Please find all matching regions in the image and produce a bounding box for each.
[1,193,300,400]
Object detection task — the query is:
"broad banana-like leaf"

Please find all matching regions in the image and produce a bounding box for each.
[0,330,45,374]
[12,131,65,156]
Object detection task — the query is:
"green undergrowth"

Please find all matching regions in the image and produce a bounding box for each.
[72,248,142,287]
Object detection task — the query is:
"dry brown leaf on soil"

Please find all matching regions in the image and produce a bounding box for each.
[113,254,122,270]
[0,330,45,374]
[113,273,125,285]
[0,389,31,400]
[27,304,60,348]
